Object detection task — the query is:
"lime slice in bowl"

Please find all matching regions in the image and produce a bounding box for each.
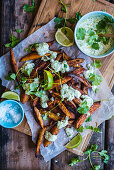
[65,133,82,149]
[1,91,20,101]
[44,70,53,90]
[55,27,74,47]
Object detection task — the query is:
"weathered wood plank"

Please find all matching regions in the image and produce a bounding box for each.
[0,0,51,170]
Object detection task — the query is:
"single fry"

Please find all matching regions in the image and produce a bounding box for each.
[20,53,50,62]
[30,97,39,107]
[75,75,92,88]
[73,67,86,75]
[74,102,101,129]
[63,52,71,61]
[36,127,47,157]
[73,97,81,105]
[67,58,84,67]
[47,112,60,121]
[34,107,44,128]
[55,98,75,119]
[44,125,59,147]
[10,48,19,73]
[82,84,88,95]
[51,76,72,89]
[20,89,30,104]
[64,99,77,109]
[56,53,63,61]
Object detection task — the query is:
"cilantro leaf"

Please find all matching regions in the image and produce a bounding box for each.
[85,115,92,122]
[76,126,84,132]
[89,74,102,86]
[92,60,101,68]
[23,0,35,13]
[91,43,99,50]
[4,43,11,48]
[54,17,64,24]
[77,106,89,114]
[87,29,95,36]
[5,72,16,81]
[16,29,23,33]
[59,0,67,13]
[93,165,100,170]
[25,43,39,53]
[86,126,101,133]
[76,28,86,40]
[69,157,81,166]
[35,90,43,97]
[68,12,82,24]
[91,144,98,151]
[4,33,20,48]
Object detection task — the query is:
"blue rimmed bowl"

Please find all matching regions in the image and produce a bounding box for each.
[74,11,114,58]
[0,100,24,128]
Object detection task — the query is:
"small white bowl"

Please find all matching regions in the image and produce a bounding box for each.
[74,11,114,58]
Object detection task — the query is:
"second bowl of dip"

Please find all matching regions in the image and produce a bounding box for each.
[74,11,114,58]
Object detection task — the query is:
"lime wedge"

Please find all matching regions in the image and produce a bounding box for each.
[55,27,74,47]
[65,133,82,149]
[1,91,20,101]
[44,70,53,90]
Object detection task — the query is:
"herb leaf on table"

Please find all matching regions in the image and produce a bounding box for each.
[69,144,110,169]
[23,0,35,13]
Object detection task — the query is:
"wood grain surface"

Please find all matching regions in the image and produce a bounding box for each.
[0,0,114,170]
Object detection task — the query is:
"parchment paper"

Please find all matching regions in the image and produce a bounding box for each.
[0,18,114,161]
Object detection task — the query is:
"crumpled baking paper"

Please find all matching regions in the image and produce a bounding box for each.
[0,18,114,161]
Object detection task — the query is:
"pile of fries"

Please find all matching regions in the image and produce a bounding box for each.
[10,41,100,157]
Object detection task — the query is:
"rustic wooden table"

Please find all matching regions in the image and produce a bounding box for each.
[0,0,114,170]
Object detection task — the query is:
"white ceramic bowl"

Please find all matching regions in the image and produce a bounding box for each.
[74,11,114,58]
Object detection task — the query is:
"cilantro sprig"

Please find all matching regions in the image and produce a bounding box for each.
[23,0,35,13]
[54,0,82,29]
[77,100,89,114]
[86,126,101,133]
[69,144,110,169]
[24,43,39,53]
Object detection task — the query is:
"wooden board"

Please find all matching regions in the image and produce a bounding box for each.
[13,0,114,155]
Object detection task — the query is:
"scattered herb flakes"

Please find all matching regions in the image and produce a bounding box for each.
[23,0,35,13]
[76,28,86,40]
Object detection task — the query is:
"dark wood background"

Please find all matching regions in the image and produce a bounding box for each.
[0,0,114,170]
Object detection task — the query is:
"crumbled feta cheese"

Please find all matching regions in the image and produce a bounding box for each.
[57,113,60,116]
[61,84,81,101]
[40,91,49,108]
[51,60,69,73]
[65,127,74,138]
[81,95,93,108]
[84,64,94,79]
[57,116,69,129]
[21,62,35,76]
[45,131,57,141]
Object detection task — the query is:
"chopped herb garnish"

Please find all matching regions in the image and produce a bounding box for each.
[23,0,35,13]
[91,43,99,50]
[76,28,86,40]
[42,114,48,121]
[5,72,16,80]
[92,60,101,68]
